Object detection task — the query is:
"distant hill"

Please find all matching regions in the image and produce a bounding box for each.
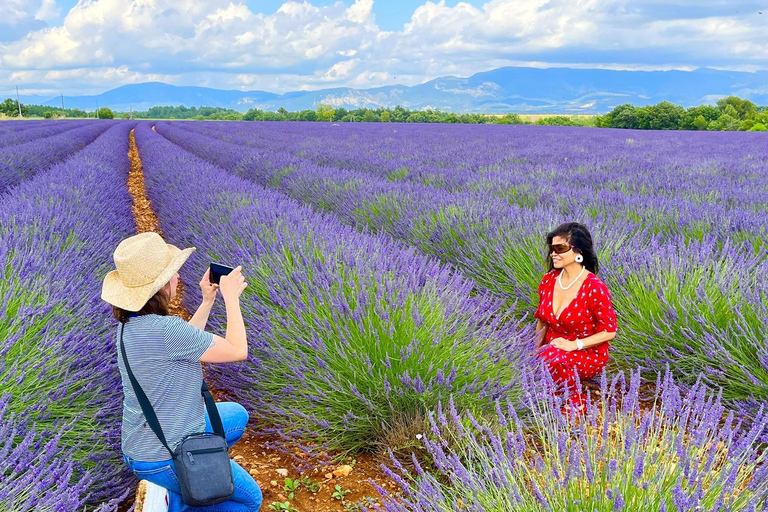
[19,66,768,114]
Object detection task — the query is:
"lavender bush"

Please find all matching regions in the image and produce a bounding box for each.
[0,120,83,149]
[0,394,91,512]
[0,120,113,193]
[0,123,137,507]
[153,121,768,413]
[374,370,768,512]
[134,123,529,452]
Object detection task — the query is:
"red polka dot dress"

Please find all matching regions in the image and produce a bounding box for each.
[534,269,618,408]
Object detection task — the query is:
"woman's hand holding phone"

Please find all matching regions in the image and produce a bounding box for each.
[219,266,246,304]
[199,268,219,304]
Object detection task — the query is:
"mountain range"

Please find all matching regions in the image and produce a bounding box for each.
[16,66,768,114]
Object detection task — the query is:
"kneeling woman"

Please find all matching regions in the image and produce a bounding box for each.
[102,232,262,511]
[534,222,618,412]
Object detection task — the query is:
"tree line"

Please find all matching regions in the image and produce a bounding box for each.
[1,96,766,131]
[597,97,768,131]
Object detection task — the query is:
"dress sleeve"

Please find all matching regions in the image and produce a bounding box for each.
[163,316,215,361]
[591,280,618,333]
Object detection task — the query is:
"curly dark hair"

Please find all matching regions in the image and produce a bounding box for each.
[545,222,599,274]
[112,289,170,324]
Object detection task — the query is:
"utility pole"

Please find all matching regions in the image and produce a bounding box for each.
[96,100,99,119]
[16,86,22,117]
[61,94,65,115]
[130,104,133,120]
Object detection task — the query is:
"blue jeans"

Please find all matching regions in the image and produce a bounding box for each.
[123,402,262,512]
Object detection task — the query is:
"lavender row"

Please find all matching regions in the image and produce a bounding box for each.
[0,395,90,512]
[0,120,115,194]
[154,122,768,411]
[0,120,85,149]
[0,123,137,508]
[373,370,768,512]
[134,122,528,452]
[175,121,768,247]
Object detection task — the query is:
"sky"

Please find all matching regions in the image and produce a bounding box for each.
[1,0,767,98]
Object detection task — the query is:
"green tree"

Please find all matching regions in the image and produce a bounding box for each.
[444,113,459,123]
[739,119,755,131]
[316,104,335,122]
[716,96,757,120]
[682,105,720,130]
[298,109,317,121]
[391,106,408,123]
[380,111,391,122]
[611,105,640,129]
[749,123,767,131]
[495,113,524,124]
[361,109,379,122]
[97,107,114,119]
[646,101,684,130]
[406,111,427,123]
[692,115,708,131]
[243,109,264,121]
[722,104,739,119]
[535,116,576,126]
[0,98,29,117]
[709,114,740,131]
[424,110,442,123]
[333,107,348,121]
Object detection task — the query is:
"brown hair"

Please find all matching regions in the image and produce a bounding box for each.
[113,288,170,323]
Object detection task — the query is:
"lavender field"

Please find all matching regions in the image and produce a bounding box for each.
[1,120,767,511]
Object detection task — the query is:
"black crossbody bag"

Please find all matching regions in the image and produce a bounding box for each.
[119,323,235,506]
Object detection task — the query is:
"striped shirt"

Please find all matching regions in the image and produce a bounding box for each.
[116,314,215,462]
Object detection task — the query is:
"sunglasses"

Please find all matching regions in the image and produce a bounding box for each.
[549,243,574,255]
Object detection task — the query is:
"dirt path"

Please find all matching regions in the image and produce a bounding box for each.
[122,129,393,512]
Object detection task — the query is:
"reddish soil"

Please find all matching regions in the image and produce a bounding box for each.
[122,129,393,511]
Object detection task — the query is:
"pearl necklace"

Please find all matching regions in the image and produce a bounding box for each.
[557,266,585,291]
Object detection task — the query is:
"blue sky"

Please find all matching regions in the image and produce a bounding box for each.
[1,0,767,97]
[48,0,485,31]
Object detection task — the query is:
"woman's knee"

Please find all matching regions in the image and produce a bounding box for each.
[218,402,248,424]
[242,483,262,511]
[232,461,262,510]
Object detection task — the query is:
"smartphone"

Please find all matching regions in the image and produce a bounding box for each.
[209,262,235,285]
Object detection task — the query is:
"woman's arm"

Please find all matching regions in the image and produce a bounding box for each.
[535,319,548,349]
[188,268,218,330]
[550,330,616,352]
[189,298,214,330]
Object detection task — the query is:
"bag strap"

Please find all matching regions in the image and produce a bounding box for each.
[119,322,227,458]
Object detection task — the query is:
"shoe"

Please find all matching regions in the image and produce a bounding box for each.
[135,480,169,512]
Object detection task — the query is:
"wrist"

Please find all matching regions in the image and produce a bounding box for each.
[224,295,240,306]
[575,339,584,350]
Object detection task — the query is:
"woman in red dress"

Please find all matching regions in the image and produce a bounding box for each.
[534,222,618,412]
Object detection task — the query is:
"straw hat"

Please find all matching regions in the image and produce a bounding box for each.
[101,232,195,312]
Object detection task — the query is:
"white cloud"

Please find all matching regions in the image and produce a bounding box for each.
[0,0,767,96]
[324,59,359,79]
[34,0,60,20]
[3,0,37,26]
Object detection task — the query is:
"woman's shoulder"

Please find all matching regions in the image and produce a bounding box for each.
[584,273,611,294]
[125,314,184,331]
[538,269,560,288]
[541,269,561,280]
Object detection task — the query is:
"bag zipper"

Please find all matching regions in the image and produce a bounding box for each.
[186,447,226,464]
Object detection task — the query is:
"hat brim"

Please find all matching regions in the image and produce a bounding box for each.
[101,244,195,312]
